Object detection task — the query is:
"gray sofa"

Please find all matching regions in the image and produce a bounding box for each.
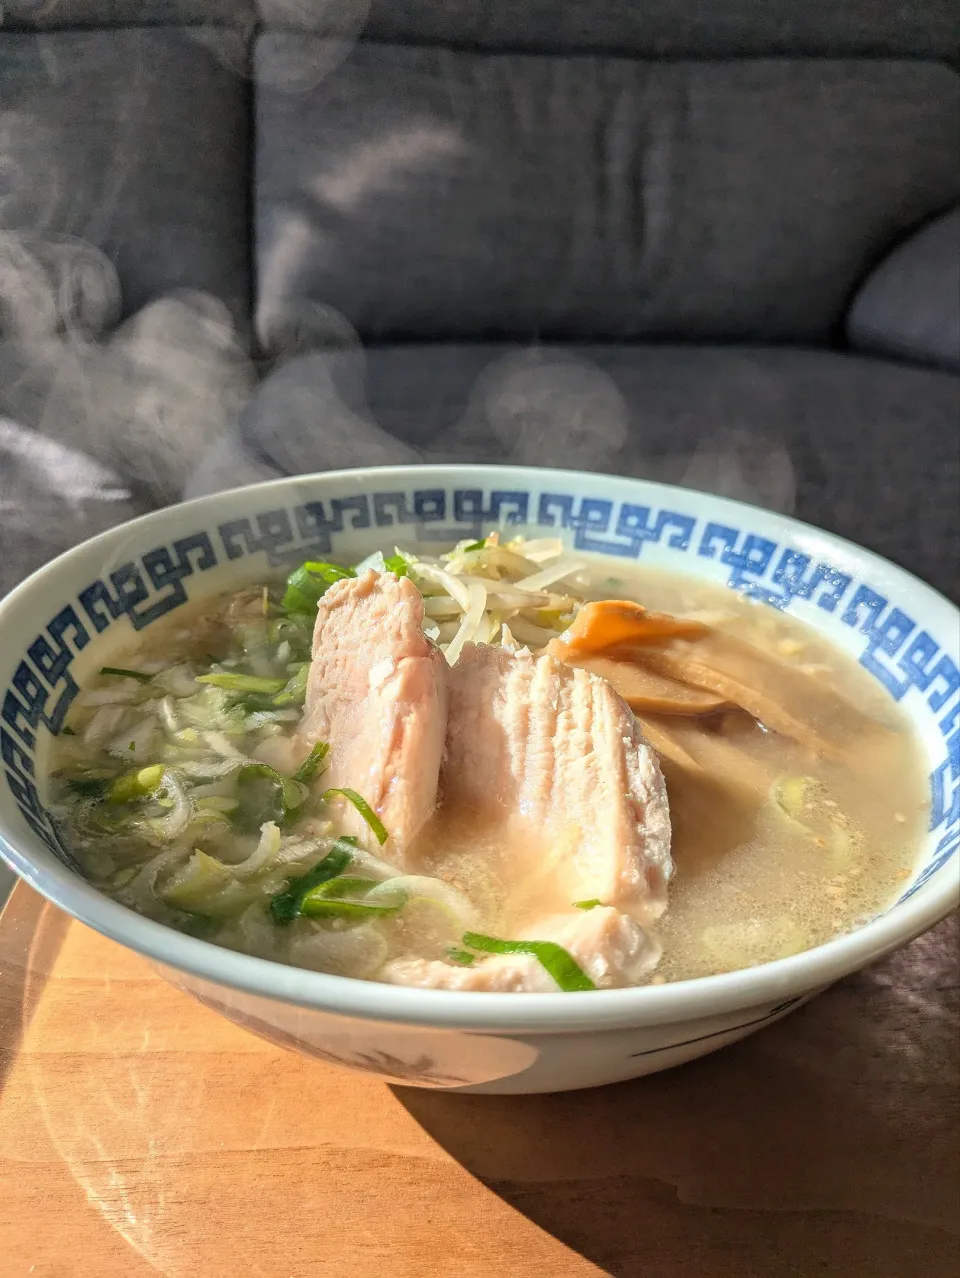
[1,1,958,606]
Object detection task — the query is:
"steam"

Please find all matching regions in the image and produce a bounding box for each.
[0,5,797,602]
[190,0,373,90]
[0,414,140,598]
[431,349,629,471]
[679,428,796,514]
[0,231,254,595]
[0,234,253,502]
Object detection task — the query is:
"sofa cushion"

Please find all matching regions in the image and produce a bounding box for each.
[215,343,960,601]
[0,29,250,325]
[255,39,960,348]
[847,207,960,371]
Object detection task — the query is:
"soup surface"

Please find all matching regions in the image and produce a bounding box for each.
[47,535,927,990]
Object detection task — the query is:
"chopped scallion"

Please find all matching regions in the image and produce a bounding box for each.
[63,774,113,799]
[306,875,378,899]
[321,787,389,845]
[462,539,487,553]
[299,891,405,920]
[228,692,278,713]
[293,742,330,783]
[107,764,165,805]
[461,932,597,992]
[282,562,356,615]
[269,838,357,923]
[447,947,476,966]
[273,663,310,707]
[267,615,313,659]
[573,899,602,911]
[196,673,287,694]
[235,762,306,831]
[382,553,411,577]
[99,666,153,683]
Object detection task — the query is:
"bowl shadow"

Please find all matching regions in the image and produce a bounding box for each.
[393,916,959,1277]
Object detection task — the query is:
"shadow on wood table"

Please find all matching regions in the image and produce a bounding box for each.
[0,883,72,1093]
[395,914,959,1278]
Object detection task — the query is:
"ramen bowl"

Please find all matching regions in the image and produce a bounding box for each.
[1,465,957,1093]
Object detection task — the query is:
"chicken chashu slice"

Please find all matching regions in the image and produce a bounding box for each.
[383,904,663,992]
[383,643,673,991]
[299,571,448,859]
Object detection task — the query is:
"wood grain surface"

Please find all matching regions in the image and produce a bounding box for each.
[0,880,956,1278]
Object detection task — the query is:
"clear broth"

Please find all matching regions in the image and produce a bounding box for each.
[585,563,926,980]
[49,554,928,985]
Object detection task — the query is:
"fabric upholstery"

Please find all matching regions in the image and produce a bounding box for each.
[1,2,252,26]
[359,0,960,61]
[847,207,960,371]
[0,29,250,324]
[255,39,960,349]
[189,344,960,602]
[11,0,952,61]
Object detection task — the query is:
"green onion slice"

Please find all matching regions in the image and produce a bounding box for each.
[62,774,113,799]
[99,666,153,683]
[462,539,487,553]
[322,787,389,845]
[268,614,313,657]
[273,663,310,707]
[107,764,165,805]
[573,899,602,911]
[282,562,356,615]
[461,932,597,992]
[229,691,280,712]
[235,763,306,831]
[293,742,330,783]
[382,553,411,578]
[269,838,357,923]
[299,891,405,920]
[306,875,378,899]
[196,673,287,694]
[447,947,476,967]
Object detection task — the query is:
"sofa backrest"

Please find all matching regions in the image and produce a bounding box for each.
[253,1,960,349]
[359,1,960,61]
[1,1,958,350]
[254,42,959,350]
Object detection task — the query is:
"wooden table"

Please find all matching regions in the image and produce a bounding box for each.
[0,881,956,1278]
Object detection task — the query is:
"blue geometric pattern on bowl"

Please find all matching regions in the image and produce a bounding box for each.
[3,484,957,901]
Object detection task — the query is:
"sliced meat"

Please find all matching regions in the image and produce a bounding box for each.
[384,643,673,991]
[382,906,662,992]
[441,643,672,923]
[299,571,448,859]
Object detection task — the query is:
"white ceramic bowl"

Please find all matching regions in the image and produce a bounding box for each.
[1,466,957,1093]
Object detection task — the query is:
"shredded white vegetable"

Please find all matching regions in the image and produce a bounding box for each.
[156,665,200,697]
[80,685,144,708]
[234,820,282,878]
[512,555,585,593]
[518,537,565,562]
[82,704,128,746]
[107,717,157,761]
[387,534,582,666]
[49,531,593,985]
[413,562,473,612]
[444,579,488,666]
[152,769,192,839]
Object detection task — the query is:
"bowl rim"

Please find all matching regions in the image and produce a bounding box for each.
[1,463,957,1035]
